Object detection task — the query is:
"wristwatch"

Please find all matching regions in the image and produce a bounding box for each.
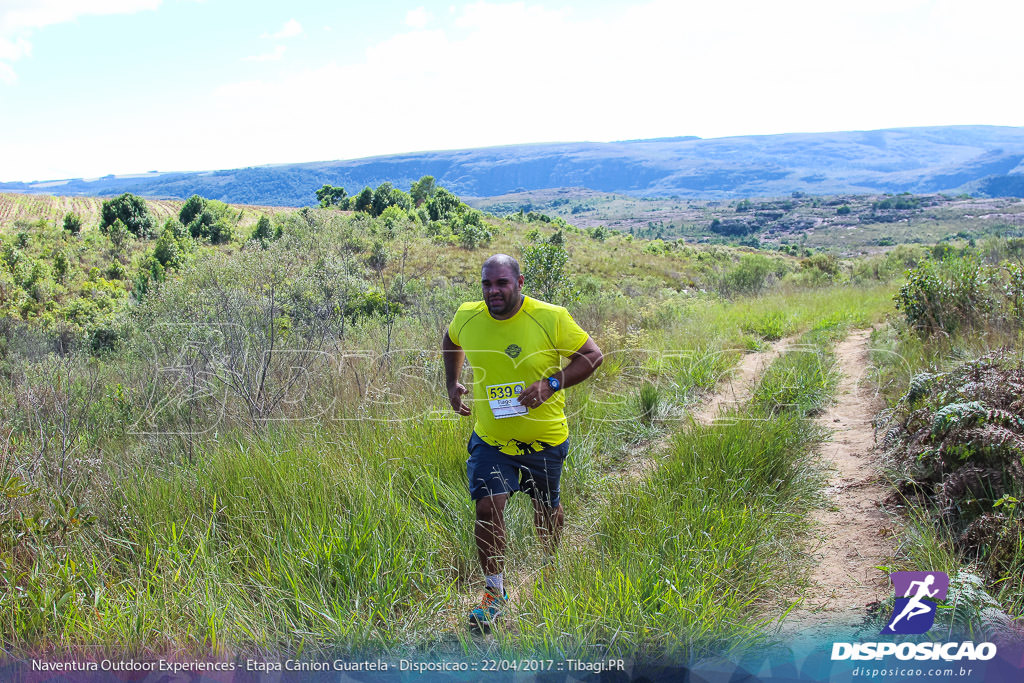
[547,376,561,392]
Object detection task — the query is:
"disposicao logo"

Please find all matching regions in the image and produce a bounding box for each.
[882,570,949,635]
[831,571,997,663]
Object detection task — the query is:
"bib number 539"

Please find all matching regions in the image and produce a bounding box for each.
[487,381,527,419]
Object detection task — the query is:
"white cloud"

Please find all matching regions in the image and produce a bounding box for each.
[244,45,286,62]
[0,60,16,84]
[405,7,430,29]
[0,35,31,61]
[263,18,302,40]
[6,0,1024,179]
[0,0,162,32]
[196,0,1024,171]
[0,0,161,83]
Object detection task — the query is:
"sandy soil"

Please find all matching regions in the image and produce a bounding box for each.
[693,337,796,426]
[780,329,896,635]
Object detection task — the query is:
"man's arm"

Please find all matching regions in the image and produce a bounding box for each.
[517,336,603,407]
[442,329,471,416]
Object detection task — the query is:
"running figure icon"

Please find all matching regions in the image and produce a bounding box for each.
[882,571,949,635]
[888,575,938,631]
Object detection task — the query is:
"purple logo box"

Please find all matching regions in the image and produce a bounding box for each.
[891,571,949,600]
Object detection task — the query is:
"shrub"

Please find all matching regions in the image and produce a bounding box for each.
[894,256,997,335]
[426,188,463,222]
[100,193,155,238]
[716,254,779,297]
[62,212,83,235]
[459,223,491,250]
[521,240,573,304]
[153,220,192,269]
[250,215,278,247]
[179,194,207,226]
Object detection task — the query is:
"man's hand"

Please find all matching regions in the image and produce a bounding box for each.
[443,329,471,416]
[449,382,472,416]
[517,379,554,409]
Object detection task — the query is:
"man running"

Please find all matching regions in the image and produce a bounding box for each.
[442,253,603,630]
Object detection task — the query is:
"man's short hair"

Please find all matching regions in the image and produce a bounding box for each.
[482,254,521,279]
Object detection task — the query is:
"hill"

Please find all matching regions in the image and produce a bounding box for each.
[3,126,1024,205]
[472,190,1024,254]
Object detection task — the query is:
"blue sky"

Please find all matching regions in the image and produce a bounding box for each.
[1,0,1022,182]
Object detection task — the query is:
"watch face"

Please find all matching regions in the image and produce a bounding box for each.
[548,377,560,391]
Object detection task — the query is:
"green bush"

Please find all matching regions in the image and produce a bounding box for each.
[250,214,279,247]
[426,188,463,222]
[179,194,207,226]
[715,254,782,297]
[458,223,491,250]
[894,256,997,335]
[62,212,83,235]
[521,241,572,304]
[100,193,155,238]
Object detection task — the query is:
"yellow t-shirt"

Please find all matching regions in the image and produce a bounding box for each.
[448,296,590,455]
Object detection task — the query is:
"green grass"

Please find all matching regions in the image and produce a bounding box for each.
[486,320,843,659]
[0,203,902,660]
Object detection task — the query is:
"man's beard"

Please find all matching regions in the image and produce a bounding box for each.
[488,293,518,315]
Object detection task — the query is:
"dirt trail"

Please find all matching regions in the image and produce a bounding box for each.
[616,337,795,482]
[693,337,796,426]
[781,328,895,635]
[453,331,891,639]
[469,337,801,632]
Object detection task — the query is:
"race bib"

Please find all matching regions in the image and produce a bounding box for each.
[486,381,527,419]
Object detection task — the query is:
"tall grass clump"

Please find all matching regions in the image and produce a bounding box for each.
[637,381,659,424]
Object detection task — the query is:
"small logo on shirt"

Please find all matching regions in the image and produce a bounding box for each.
[505,344,522,358]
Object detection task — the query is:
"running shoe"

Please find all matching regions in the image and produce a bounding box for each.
[468,586,508,630]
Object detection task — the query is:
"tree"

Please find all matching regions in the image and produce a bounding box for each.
[153,218,192,269]
[100,193,155,238]
[62,212,83,235]
[251,214,277,247]
[368,183,412,217]
[426,187,462,222]
[187,208,216,239]
[521,240,572,304]
[179,194,207,226]
[207,217,234,245]
[107,218,130,251]
[353,187,373,213]
[371,182,395,217]
[316,184,347,208]
[410,175,436,206]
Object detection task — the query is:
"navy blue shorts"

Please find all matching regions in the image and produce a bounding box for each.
[466,432,569,508]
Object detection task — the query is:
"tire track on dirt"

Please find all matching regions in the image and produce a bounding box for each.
[781,328,896,635]
[692,336,797,427]
[616,335,797,482]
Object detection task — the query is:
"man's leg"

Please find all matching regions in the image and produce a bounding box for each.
[475,493,509,575]
[532,498,564,555]
[521,440,568,559]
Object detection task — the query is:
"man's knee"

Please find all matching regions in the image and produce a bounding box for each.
[475,494,507,521]
[550,503,564,524]
[533,499,563,520]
